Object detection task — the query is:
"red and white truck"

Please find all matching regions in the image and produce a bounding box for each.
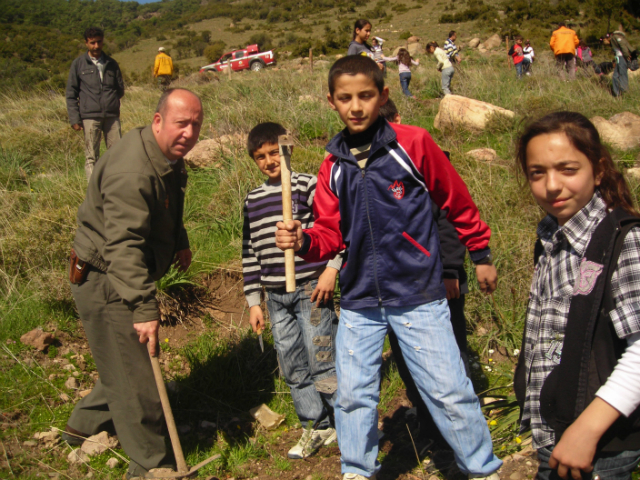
[199,44,276,73]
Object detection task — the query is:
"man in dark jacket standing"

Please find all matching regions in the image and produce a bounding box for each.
[604,31,634,97]
[66,27,125,180]
[62,89,203,480]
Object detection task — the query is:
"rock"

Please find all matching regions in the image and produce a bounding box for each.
[34,430,60,443]
[200,420,217,429]
[478,45,487,53]
[183,134,244,169]
[407,36,421,44]
[335,54,344,59]
[62,364,76,371]
[68,449,90,464]
[434,95,515,131]
[20,328,54,351]
[315,60,330,66]
[86,473,93,479]
[481,33,502,50]
[59,393,70,402]
[81,431,118,456]
[408,43,422,56]
[23,440,38,447]
[477,326,488,336]
[629,168,640,180]
[509,473,522,480]
[468,38,481,48]
[249,404,285,430]
[106,457,120,469]
[79,389,92,398]
[65,377,79,390]
[591,112,640,151]
[466,148,497,162]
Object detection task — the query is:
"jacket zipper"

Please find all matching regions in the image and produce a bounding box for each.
[361,168,383,306]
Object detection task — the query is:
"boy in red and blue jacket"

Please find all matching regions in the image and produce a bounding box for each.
[276,56,502,480]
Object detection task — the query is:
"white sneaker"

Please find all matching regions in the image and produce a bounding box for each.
[343,474,377,480]
[470,473,500,480]
[287,427,337,459]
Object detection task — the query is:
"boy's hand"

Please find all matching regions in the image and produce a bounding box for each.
[311,267,338,307]
[275,220,304,252]
[249,306,265,334]
[475,264,497,294]
[444,278,460,300]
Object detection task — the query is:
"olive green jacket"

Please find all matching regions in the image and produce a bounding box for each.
[73,125,189,323]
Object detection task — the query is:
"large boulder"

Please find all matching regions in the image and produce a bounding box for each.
[408,42,422,56]
[183,134,244,169]
[481,33,502,50]
[434,95,515,131]
[591,112,640,151]
[407,36,421,44]
[20,328,54,351]
[468,38,481,48]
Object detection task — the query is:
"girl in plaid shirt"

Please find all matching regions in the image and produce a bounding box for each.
[517,112,640,480]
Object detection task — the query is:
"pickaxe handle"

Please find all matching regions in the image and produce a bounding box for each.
[278,135,297,293]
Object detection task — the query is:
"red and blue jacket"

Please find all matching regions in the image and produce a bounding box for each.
[298,119,492,310]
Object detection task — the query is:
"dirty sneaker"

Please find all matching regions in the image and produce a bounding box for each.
[287,427,337,459]
[343,473,377,480]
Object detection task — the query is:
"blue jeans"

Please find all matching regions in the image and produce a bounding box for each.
[441,67,455,95]
[335,300,502,477]
[537,446,640,480]
[515,62,523,78]
[399,72,413,97]
[266,279,338,429]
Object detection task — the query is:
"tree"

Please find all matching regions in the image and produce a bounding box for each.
[591,0,625,33]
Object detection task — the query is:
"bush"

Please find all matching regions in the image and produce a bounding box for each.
[248,33,274,52]
[399,31,412,40]
[364,2,387,19]
[440,0,495,23]
[204,41,226,63]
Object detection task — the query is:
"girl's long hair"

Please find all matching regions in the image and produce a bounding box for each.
[516,111,638,216]
[397,48,412,67]
[425,41,438,53]
[352,19,371,41]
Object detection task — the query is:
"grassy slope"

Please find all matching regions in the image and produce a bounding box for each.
[2,2,640,477]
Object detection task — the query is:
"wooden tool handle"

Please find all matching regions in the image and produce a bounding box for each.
[148,345,189,474]
[278,139,297,293]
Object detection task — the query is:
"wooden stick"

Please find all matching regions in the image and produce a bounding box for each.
[148,345,189,474]
[309,48,313,72]
[278,134,296,293]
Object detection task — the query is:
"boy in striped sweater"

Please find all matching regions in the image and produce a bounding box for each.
[242,122,342,459]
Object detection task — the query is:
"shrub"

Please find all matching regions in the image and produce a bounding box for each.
[248,33,274,52]
[399,31,412,40]
[204,41,226,63]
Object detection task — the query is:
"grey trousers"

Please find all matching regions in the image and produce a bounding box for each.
[612,56,629,97]
[82,117,121,181]
[69,268,171,476]
[441,67,455,95]
[555,53,576,81]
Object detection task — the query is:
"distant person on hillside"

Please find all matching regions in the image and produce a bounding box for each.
[381,48,419,98]
[523,39,535,75]
[426,41,454,96]
[508,35,526,79]
[603,31,634,97]
[443,31,461,64]
[153,47,174,90]
[347,19,374,57]
[371,37,387,74]
[549,21,579,81]
[66,27,125,181]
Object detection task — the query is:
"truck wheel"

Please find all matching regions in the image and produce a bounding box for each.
[250,61,264,72]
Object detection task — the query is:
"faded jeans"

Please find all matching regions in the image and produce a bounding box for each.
[335,299,502,477]
[612,56,629,97]
[441,67,455,95]
[399,72,413,97]
[267,279,338,430]
[537,446,640,480]
[82,117,121,181]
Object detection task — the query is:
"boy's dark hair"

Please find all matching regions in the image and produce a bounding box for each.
[448,30,456,38]
[379,98,398,122]
[328,56,385,95]
[352,19,371,41]
[515,35,523,41]
[247,122,287,158]
[516,111,638,216]
[84,27,104,40]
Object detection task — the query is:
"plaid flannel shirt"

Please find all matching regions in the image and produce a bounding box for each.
[521,192,640,449]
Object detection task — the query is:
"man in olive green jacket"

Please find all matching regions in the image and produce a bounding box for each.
[64,88,203,479]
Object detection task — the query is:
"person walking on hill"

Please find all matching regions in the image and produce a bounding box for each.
[154,47,174,90]
[549,22,579,81]
[66,27,125,181]
[427,41,455,96]
[603,31,634,97]
[443,31,461,64]
[63,88,202,480]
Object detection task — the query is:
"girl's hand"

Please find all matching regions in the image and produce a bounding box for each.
[549,397,621,480]
[249,306,265,334]
[311,267,338,307]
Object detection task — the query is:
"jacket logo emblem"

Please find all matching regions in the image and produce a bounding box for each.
[388,180,405,200]
[573,258,603,296]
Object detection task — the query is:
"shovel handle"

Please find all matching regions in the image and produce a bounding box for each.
[278,138,297,293]
[148,345,189,474]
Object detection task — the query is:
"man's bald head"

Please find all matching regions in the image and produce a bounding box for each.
[152,88,204,160]
[155,88,203,117]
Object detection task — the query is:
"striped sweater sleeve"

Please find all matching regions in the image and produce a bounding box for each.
[242,197,262,308]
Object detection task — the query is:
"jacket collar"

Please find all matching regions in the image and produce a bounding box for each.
[84,52,110,66]
[140,125,185,177]
[325,117,397,164]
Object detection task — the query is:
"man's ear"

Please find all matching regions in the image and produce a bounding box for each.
[152,112,162,133]
[326,93,338,111]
